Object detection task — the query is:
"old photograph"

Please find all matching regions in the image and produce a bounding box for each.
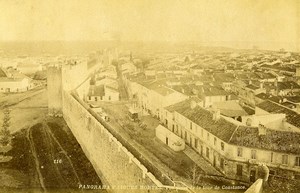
[0,0,299,192]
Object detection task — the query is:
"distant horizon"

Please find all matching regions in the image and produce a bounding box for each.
[0,40,298,53]
[0,0,298,53]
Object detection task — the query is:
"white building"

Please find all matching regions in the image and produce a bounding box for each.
[163,98,300,183]
[0,68,32,92]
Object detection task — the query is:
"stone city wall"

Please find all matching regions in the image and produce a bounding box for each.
[62,91,179,193]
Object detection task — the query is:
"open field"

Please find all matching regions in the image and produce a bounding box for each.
[0,87,103,192]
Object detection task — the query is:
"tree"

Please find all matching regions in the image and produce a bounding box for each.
[186,164,203,186]
[0,108,11,146]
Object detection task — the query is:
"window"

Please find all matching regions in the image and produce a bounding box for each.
[236,164,243,176]
[282,155,288,165]
[190,122,192,130]
[214,137,217,145]
[88,96,91,100]
[237,147,243,157]
[251,150,256,159]
[221,142,225,151]
[220,158,224,169]
[194,138,198,149]
[109,96,111,100]
[270,152,273,163]
[184,131,187,140]
[295,157,300,166]
[206,147,210,158]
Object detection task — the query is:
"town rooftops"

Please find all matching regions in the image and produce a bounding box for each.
[255,93,269,100]
[152,86,175,96]
[212,101,248,117]
[261,64,296,73]
[256,100,300,128]
[246,84,260,90]
[165,99,237,142]
[172,85,195,96]
[229,126,300,154]
[277,81,300,90]
[286,96,300,103]
[198,86,229,97]
[166,99,300,154]
[165,97,202,112]
[213,73,235,82]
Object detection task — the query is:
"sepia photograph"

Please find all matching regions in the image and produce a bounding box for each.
[0,0,299,192]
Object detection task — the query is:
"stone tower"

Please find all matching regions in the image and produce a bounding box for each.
[47,65,63,117]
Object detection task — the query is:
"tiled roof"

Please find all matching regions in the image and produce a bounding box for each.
[261,64,296,73]
[286,96,300,103]
[277,81,300,90]
[165,97,202,112]
[172,85,195,96]
[255,93,269,100]
[254,72,276,79]
[246,84,259,90]
[213,73,235,82]
[0,68,7,77]
[229,126,300,154]
[166,100,237,142]
[213,101,248,117]
[198,86,229,97]
[152,86,174,96]
[87,85,105,97]
[257,100,300,128]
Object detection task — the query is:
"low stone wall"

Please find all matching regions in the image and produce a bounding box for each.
[62,91,176,193]
[244,179,263,193]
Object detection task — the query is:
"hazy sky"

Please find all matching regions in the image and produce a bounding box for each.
[0,0,299,51]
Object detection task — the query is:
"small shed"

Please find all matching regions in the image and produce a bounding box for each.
[155,125,185,152]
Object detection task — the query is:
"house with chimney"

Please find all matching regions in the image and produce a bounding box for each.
[162,98,300,183]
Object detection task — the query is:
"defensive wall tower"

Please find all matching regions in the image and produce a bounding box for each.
[47,64,63,117]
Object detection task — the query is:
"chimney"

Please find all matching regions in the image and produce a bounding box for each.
[260,82,263,89]
[190,100,197,109]
[213,109,221,121]
[91,85,95,95]
[258,124,266,136]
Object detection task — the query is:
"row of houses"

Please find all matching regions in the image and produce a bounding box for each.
[161,98,300,183]
[122,70,300,184]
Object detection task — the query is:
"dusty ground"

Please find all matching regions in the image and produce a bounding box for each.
[0,88,103,193]
[0,86,48,134]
